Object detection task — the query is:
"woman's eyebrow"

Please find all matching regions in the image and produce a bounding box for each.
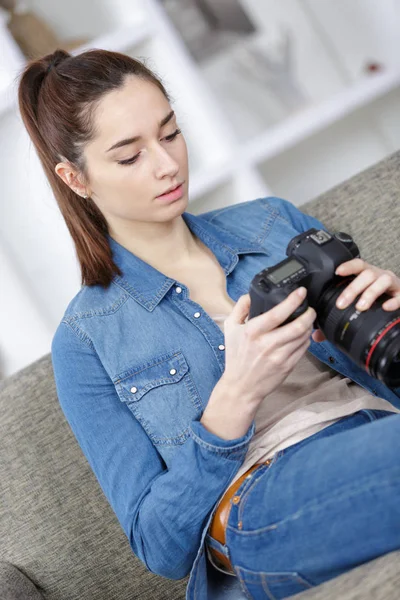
[105,110,175,153]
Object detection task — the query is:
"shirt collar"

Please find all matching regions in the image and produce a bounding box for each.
[107,210,268,311]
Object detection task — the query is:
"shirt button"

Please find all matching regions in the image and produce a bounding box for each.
[232,496,240,504]
[175,286,182,294]
[218,344,225,351]
[170,368,177,375]
[130,386,137,394]
[329,356,335,363]
[194,312,201,318]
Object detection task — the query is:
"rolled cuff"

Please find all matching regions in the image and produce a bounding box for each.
[189,418,256,460]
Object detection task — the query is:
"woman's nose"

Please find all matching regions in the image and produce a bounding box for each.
[153,144,179,178]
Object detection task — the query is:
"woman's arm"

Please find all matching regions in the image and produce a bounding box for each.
[51,322,255,580]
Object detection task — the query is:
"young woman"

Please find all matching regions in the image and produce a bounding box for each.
[18,48,400,600]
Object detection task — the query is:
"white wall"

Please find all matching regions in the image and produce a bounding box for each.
[1,0,400,378]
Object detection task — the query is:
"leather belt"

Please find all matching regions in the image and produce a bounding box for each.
[207,459,272,575]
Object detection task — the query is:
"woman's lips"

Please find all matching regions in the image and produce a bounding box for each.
[155,182,184,202]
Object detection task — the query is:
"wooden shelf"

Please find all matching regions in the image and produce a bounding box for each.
[70,21,153,55]
[188,70,400,202]
[245,70,400,166]
[0,21,153,118]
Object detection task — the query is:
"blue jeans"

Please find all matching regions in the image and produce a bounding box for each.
[215,409,400,600]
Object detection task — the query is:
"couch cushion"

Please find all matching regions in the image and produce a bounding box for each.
[0,562,44,600]
[0,354,187,600]
[301,150,400,275]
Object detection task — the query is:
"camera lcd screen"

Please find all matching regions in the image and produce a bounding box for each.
[267,258,303,284]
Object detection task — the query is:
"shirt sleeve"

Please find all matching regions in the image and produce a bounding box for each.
[51,321,255,581]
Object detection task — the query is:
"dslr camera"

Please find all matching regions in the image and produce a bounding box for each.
[248,228,400,388]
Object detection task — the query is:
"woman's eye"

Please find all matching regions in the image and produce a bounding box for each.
[164,128,182,142]
[118,153,140,166]
[117,128,182,166]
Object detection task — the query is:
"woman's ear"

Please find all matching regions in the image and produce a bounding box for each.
[55,160,89,198]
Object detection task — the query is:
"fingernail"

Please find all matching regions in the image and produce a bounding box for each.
[337,297,346,308]
[297,287,307,298]
[356,299,367,309]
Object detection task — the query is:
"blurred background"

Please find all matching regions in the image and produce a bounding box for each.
[1,0,400,379]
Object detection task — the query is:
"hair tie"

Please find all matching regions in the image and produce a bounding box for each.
[45,51,67,75]
[46,58,58,75]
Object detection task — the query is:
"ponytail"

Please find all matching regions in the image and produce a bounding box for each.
[17,48,171,287]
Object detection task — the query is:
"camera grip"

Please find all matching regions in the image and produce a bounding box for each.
[280,298,309,327]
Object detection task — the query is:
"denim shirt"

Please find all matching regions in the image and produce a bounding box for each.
[51,196,400,600]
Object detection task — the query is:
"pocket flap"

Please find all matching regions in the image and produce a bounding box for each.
[114,351,189,402]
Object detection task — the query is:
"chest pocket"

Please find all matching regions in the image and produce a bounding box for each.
[113,350,203,446]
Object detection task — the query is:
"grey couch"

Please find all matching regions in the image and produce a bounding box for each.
[2,151,400,600]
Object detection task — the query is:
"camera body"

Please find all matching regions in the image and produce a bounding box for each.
[248,227,400,387]
[248,228,360,326]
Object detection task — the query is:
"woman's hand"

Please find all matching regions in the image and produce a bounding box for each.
[312,258,400,343]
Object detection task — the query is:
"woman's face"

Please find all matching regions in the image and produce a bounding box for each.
[80,76,189,229]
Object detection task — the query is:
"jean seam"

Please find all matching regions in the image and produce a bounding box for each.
[227,471,400,536]
[235,466,269,525]
[359,409,377,421]
[261,572,313,598]
[235,567,263,600]
[261,574,278,600]
[235,565,317,598]
[236,450,285,524]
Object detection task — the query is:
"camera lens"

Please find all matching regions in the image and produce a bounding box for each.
[316,278,400,388]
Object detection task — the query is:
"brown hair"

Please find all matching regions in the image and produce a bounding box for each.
[17,48,172,288]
